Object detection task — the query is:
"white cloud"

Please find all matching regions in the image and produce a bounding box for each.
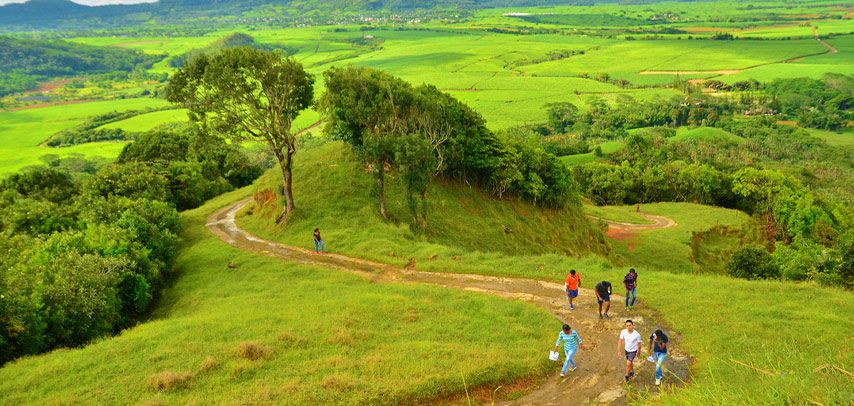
[0,0,158,6]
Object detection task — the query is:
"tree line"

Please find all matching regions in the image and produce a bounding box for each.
[0,125,262,364]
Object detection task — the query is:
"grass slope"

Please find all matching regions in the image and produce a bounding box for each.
[239,146,854,404]
[0,188,557,404]
[241,141,609,262]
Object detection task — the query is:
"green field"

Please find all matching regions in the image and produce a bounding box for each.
[99,109,189,132]
[0,98,169,173]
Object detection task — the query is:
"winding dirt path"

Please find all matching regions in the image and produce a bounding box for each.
[207,200,690,405]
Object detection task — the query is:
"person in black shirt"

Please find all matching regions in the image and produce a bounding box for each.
[648,329,669,386]
[595,281,612,319]
[313,228,325,255]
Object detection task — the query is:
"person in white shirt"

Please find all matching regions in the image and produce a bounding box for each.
[617,319,642,382]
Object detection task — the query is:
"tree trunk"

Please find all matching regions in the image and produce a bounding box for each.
[377,167,388,220]
[420,188,428,227]
[275,149,296,223]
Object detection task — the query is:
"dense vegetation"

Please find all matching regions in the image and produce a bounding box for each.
[0,126,261,364]
[0,36,162,96]
[513,75,853,287]
[320,66,578,227]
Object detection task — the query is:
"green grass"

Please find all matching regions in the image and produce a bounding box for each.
[606,202,752,274]
[583,203,653,224]
[0,187,558,404]
[241,141,609,260]
[98,109,189,132]
[0,98,169,174]
[236,141,854,405]
[560,141,623,167]
[806,127,854,148]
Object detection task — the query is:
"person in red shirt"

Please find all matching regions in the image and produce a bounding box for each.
[565,269,581,310]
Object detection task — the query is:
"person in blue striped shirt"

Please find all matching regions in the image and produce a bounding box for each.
[554,324,586,377]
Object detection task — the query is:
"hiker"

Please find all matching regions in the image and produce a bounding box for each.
[648,329,669,386]
[313,227,325,255]
[617,319,642,383]
[565,269,581,310]
[554,324,585,377]
[594,280,612,318]
[624,268,638,311]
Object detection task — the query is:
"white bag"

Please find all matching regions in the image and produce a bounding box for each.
[549,351,560,362]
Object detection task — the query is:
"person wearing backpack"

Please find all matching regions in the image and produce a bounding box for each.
[623,268,638,311]
[648,329,669,386]
[554,324,585,377]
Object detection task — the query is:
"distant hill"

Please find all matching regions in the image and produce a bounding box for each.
[0,0,596,30]
[0,35,162,96]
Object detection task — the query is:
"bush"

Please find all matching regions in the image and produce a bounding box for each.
[726,246,780,280]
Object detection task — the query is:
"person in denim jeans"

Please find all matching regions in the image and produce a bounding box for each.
[623,268,637,311]
[313,228,325,254]
[648,329,669,386]
[554,324,585,377]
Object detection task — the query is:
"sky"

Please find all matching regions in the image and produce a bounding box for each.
[0,0,157,5]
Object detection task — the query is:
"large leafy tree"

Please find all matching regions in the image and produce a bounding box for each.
[165,47,314,221]
[319,66,416,220]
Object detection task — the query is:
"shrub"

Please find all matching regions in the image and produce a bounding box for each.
[726,246,780,280]
[236,341,272,361]
[147,371,193,391]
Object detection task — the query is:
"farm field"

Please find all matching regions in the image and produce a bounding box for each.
[0,98,168,173]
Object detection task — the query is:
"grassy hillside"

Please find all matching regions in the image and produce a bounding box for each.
[241,141,610,262]
[238,144,854,404]
[0,187,558,404]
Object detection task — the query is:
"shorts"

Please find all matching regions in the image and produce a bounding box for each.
[625,350,638,361]
[567,289,579,298]
[597,293,610,304]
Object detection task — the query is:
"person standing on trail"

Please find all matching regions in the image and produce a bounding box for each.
[617,319,642,383]
[648,329,669,386]
[554,324,585,377]
[595,280,612,319]
[313,227,325,255]
[565,270,581,310]
[624,268,638,311]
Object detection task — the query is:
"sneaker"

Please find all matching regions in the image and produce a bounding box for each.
[655,378,661,386]
[629,371,635,377]
[625,306,629,311]
[560,373,565,377]
[569,304,574,310]
[599,314,603,319]
[604,313,610,319]
[570,367,577,372]
[624,375,630,382]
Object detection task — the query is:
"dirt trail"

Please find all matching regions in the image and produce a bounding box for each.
[207,201,690,405]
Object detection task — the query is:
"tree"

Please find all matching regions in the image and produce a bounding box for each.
[396,134,436,228]
[319,66,416,220]
[726,246,780,280]
[165,47,314,222]
[546,102,579,134]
